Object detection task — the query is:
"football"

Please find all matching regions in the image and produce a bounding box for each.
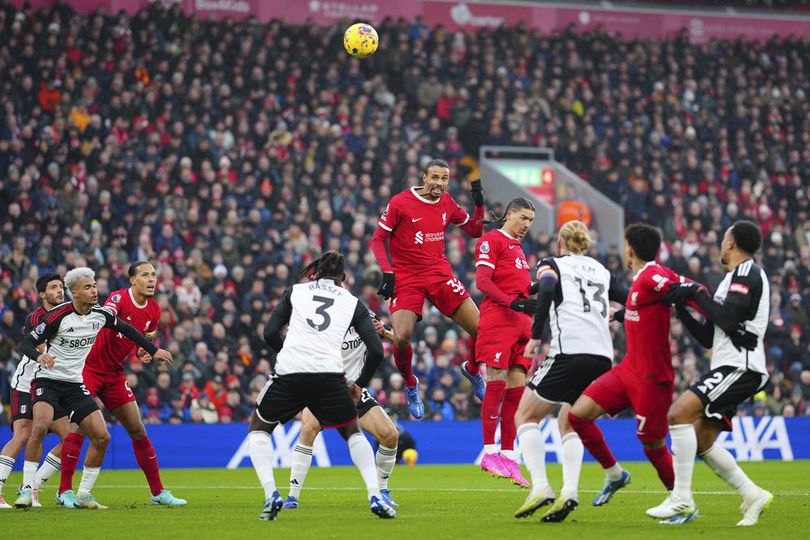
[344,22,379,58]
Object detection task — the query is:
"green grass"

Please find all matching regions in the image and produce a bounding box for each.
[2,461,808,539]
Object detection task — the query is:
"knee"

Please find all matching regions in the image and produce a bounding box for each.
[380,427,399,449]
[29,422,48,441]
[514,408,532,427]
[127,423,147,441]
[91,431,111,449]
[299,424,321,445]
[14,424,33,441]
[641,438,665,450]
[667,401,691,425]
[394,330,412,349]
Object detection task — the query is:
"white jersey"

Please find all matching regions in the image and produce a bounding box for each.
[27,302,119,383]
[11,306,48,392]
[710,259,769,374]
[274,280,366,376]
[541,255,614,359]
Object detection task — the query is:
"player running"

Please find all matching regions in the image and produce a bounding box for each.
[514,220,629,522]
[57,261,186,507]
[370,159,486,418]
[648,221,772,526]
[473,198,537,488]
[248,251,395,521]
[0,274,69,508]
[15,267,172,510]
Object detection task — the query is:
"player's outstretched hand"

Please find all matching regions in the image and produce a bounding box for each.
[510,298,537,314]
[469,178,485,207]
[523,338,541,358]
[664,282,703,304]
[378,272,395,299]
[136,347,152,363]
[153,348,173,365]
[730,325,758,352]
[610,307,625,323]
[37,352,56,369]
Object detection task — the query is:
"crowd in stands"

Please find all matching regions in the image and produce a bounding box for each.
[0,2,808,425]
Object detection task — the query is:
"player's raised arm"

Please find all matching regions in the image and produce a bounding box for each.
[673,303,714,348]
[353,301,385,389]
[455,179,485,238]
[96,307,168,361]
[263,287,294,353]
[530,260,560,340]
[370,201,399,298]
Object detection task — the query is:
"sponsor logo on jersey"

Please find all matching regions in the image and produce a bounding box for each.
[411,217,423,222]
[480,241,490,254]
[515,258,529,270]
[415,231,424,244]
[58,335,97,348]
[111,294,121,303]
[625,309,640,322]
[651,273,669,291]
[342,336,363,350]
[730,283,750,295]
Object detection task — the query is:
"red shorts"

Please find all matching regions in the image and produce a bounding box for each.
[391,272,470,318]
[583,367,674,443]
[82,368,136,412]
[476,305,532,371]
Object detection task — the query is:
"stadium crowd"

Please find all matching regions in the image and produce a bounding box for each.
[0,2,808,425]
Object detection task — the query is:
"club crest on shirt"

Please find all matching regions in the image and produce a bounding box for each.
[442,212,447,225]
[480,241,490,254]
[92,322,101,331]
[20,405,27,414]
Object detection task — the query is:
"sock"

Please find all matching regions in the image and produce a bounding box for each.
[248,431,277,499]
[501,449,516,460]
[347,433,382,501]
[560,432,584,500]
[34,452,61,488]
[644,444,675,491]
[0,455,14,492]
[567,412,619,474]
[376,445,397,490]
[23,460,38,488]
[517,423,548,493]
[482,380,506,446]
[77,466,100,496]
[59,432,85,494]
[669,424,696,498]
[288,444,313,499]
[500,387,523,453]
[393,343,417,386]
[700,444,760,500]
[132,436,164,496]
[467,336,478,370]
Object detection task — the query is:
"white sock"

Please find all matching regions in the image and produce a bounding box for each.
[23,460,38,488]
[0,455,14,491]
[560,432,584,500]
[248,431,277,499]
[670,424,697,500]
[77,466,100,496]
[34,452,61,488]
[700,444,760,500]
[605,463,623,482]
[376,445,397,490]
[288,444,313,499]
[484,444,499,454]
[517,423,548,494]
[501,449,516,461]
[347,433,382,501]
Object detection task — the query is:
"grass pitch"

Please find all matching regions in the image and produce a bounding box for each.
[2,461,808,539]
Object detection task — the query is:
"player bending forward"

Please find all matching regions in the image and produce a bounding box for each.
[473,198,538,488]
[15,267,171,510]
[248,251,396,521]
[284,257,399,509]
[514,220,629,522]
[370,159,486,418]
[0,274,69,508]
[648,221,772,526]
[58,261,186,508]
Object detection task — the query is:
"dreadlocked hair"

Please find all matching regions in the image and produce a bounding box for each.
[483,197,536,224]
[299,251,346,282]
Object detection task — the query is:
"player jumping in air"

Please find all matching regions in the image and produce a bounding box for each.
[648,221,771,526]
[248,251,395,521]
[284,254,401,510]
[514,221,628,522]
[15,267,171,510]
[473,198,537,488]
[57,261,186,508]
[0,274,69,508]
[370,159,486,418]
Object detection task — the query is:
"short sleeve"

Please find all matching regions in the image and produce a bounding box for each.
[725,261,762,314]
[475,237,498,269]
[28,313,60,345]
[104,291,124,316]
[638,268,676,300]
[95,306,119,329]
[378,199,401,232]
[449,197,470,226]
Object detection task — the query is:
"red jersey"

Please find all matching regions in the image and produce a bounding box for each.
[620,262,684,383]
[474,228,531,308]
[85,288,161,374]
[377,187,471,276]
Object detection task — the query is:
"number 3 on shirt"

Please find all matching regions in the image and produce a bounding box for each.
[445,278,466,295]
[307,295,334,331]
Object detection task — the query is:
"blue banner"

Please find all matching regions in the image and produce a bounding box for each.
[2,416,808,470]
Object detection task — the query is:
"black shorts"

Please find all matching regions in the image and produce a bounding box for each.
[528,353,612,405]
[256,373,358,428]
[11,389,33,424]
[689,366,767,431]
[357,388,381,418]
[30,378,99,425]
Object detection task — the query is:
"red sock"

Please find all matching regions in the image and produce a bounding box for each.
[59,433,85,495]
[481,380,506,446]
[567,412,618,470]
[133,436,164,496]
[499,387,523,451]
[393,343,417,387]
[644,445,674,491]
[467,336,479,370]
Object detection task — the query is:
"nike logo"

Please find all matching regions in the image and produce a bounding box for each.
[508,245,516,249]
[148,455,156,460]
[411,217,423,222]
[127,316,133,321]
[489,415,499,420]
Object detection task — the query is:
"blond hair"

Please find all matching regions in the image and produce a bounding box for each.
[559,220,591,255]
